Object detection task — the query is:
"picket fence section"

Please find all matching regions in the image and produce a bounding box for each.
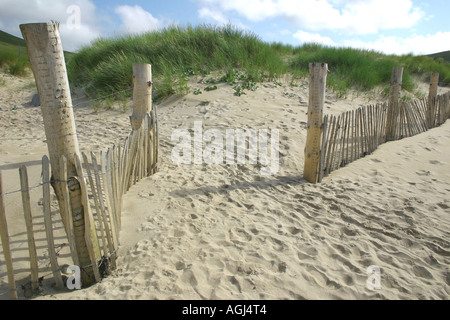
[0,110,159,299]
[317,93,450,182]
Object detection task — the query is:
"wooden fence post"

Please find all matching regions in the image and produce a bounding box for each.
[20,22,100,287]
[0,172,18,300]
[385,67,403,141]
[304,62,327,183]
[427,73,439,128]
[130,63,152,130]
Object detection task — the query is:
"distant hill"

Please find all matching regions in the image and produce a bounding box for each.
[427,50,450,63]
[0,30,26,47]
[0,29,73,68]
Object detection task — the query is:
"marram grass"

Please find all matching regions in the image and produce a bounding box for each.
[66,24,450,102]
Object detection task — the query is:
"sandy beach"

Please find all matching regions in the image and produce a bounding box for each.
[0,71,449,300]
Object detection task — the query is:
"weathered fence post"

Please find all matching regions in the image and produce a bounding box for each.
[427,73,439,128]
[20,22,100,287]
[385,67,403,141]
[304,62,327,183]
[130,63,152,130]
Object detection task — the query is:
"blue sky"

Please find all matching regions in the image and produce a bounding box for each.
[0,0,449,55]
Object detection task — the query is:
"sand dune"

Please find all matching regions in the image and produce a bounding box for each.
[1,72,449,300]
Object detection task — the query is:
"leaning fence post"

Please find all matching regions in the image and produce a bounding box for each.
[20,22,100,287]
[130,63,152,130]
[385,67,403,141]
[304,62,327,184]
[427,73,439,128]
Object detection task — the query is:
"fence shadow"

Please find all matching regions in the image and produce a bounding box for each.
[0,160,43,171]
[170,175,308,199]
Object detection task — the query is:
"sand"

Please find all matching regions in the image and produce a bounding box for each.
[0,71,449,300]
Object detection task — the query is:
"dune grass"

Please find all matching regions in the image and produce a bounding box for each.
[67,24,287,101]
[66,25,450,103]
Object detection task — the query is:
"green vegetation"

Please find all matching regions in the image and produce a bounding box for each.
[290,44,450,98]
[0,45,29,76]
[67,24,287,101]
[1,26,449,107]
[0,30,30,76]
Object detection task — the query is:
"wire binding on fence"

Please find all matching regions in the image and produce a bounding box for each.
[0,247,118,298]
[0,171,115,197]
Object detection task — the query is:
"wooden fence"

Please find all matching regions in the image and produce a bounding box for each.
[0,110,159,299]
[0,23,159,299]
[304,64,450,183]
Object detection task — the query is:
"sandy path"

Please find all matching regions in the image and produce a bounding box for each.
[1,73,449,300]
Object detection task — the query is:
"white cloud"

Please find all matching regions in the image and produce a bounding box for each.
[115,5,162,35]
[0,0,101,52]
[343,32,450,55]
[198,7,229,25]
[196,0,424,35]
[293,30,336,46]
[339,0,424,34]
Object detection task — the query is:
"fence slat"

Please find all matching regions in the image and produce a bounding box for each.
[73,154,102,283]
[120,136,129,196]
[59,156,79,267]
[19,165,39,292]
[147,113,154,176]
[42,156,64,289]
[143,116,149,177]
[403,102,414,137]
[91,152,115,269]
[153,107,160,173]
[81,152,105,258]
[350,110,355,162]
[342,111,350,166]
[0,171,18,299]
[370,105,375,152]
[112,145,122,231]
[90,152,112,260]
[105,149,120,247]
[374,105,379,148]
[101,150,118,269]
[318,115,329,182]
[330,115,342,172]
[356,108,361,158]
[323,115,336,175]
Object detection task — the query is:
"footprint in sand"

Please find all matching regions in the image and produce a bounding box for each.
[287,226,302,235]
[416,169,432,176]
[412,265,434,279]
[429,160,445,165]
[297,246,318,261]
